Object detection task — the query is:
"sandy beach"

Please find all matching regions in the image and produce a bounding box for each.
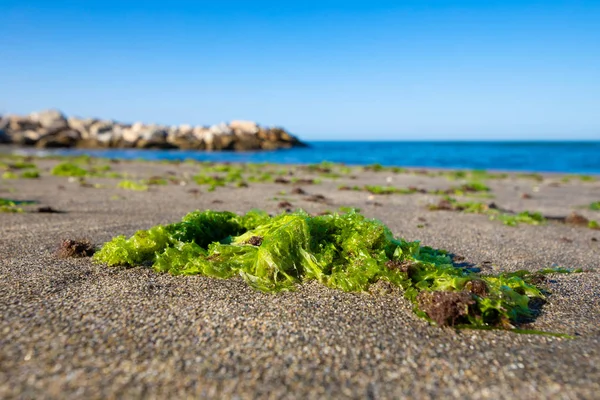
[1,156,599,399]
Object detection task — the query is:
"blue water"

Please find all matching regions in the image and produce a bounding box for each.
[19,141,600,174]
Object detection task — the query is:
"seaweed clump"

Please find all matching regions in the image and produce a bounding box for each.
[0,198,24,213]
[51,162,88,177]
[94,209,550,330]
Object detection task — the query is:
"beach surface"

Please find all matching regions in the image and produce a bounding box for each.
[1,157,599,399]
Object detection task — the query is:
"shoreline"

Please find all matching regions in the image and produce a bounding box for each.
[1,154,599,398]
[3,144,600,176]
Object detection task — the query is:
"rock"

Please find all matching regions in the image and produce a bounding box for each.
[122,123,143,144]
[233,133,261,151]
[89,121,115,138]
[565,212,589,226]
[96,130,115,146]
[230,120,259,135]
[178,124,194,136]
[68,117,96,139]
[134,125,170,149]
[8,115,39,131]
[35,130,81,148]
[168,136,205,150]
[260,141,280,150]
[0,128,9,144]
[29,109,68,132]
[217,134,235,150]
[209,122,233,136]
[139,125,167,142]
[0,109,307,151]
[192,126,210,141]
[23,130,43,142]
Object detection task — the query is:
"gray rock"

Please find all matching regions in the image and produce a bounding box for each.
[209,122,233,136]
[230,120,259,135]
[29,109,68,131]
[68,117,96,139]
[179,124,194,136]
[8,115,39,131]
[0,128,9,143]
[192,126,210,140]
[23,130,43,142]
[0,116,9,131]
[35,129,81,148]
[89,121,115,138]
[139,125,167,142]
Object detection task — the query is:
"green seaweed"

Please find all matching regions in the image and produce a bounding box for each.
[51,162,88,177]
[94,208,557,331]
[8,160,37,170]
[492,211,546,227]
[20,170,40,179]
[2,171,18,180]
[577,175,596,182]
[339,185,419,195]
[538,266,583,274]
[0,198,24,213]
[117,180,149,191]
[0,198,35,212]
[589,220,599,230]
[517,173,544,182]
[589,202,600,211]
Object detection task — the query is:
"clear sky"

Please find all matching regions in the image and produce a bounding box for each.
[1,1,599,140]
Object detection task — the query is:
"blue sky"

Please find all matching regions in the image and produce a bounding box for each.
[1,1,599,140]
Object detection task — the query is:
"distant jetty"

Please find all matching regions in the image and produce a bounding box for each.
[0,109,307,151]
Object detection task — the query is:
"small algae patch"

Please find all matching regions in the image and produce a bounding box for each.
[94,209,561,332]
[492,211,546,227]
[430,198,546,227]
[2,171,18,180]
[0,198,36,213]
[0,198,23,213]
[117,180,149,191]
[20,170,40,179]
[589,201,600,211]
[538,266,583,274]
[52,162,88,177]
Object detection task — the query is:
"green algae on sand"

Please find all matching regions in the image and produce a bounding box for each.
[94,209,554,331]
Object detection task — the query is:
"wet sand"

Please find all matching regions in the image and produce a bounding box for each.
[1,157,599,399]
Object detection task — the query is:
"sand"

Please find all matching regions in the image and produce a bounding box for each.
[1,157,599,399]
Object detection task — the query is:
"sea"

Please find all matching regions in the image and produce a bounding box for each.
[10,141,600,174]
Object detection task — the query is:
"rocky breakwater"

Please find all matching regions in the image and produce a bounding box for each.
[0,110,307,151]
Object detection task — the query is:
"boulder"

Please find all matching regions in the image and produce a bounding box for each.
[230,120,259,135]
[8,115,39,131]
[134,125,170,148]
[209,122,233,136]
[139,125,168,142]
[0,116,9,131]
[168,136,206,150]
[23,130,43,142]
[179,124,194,136]
[35,130,81,148]
[122,122,144,144]
[202,132,215,150]
[0,110,307,150]
[68,117,96,139]
[0,128,9,144]
[192,126,210,141]
[89,120,115,137]
[260,140,280,150]
[29,109,68,132]
[233,133,261,151]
